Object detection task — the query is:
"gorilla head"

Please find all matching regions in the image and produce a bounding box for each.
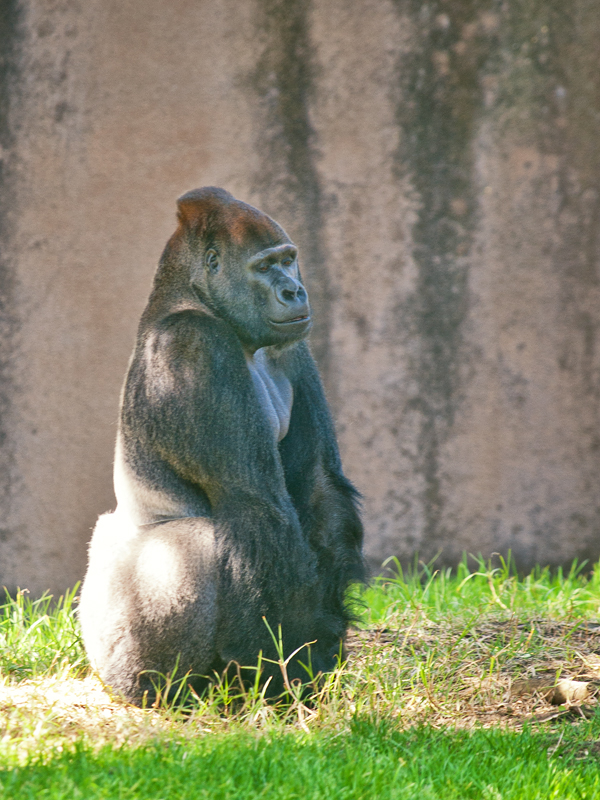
[171,187,312,352]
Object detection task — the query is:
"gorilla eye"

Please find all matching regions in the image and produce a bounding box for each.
[282,258,293,267]
[257,262,270,273]
[205,249,219,272]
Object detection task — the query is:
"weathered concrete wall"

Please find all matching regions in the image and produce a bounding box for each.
[1,0,600,594]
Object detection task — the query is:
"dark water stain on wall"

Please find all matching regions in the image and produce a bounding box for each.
[0,0,23,523]
[539,3,600,385]
[533,1,600,558]
[391,0,500,554]
[488,1,600,563]
[250,0,330,379]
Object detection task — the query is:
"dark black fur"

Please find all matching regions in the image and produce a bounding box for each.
[79,188,364,704]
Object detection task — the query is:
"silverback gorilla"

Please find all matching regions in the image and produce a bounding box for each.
[79,187,364,704]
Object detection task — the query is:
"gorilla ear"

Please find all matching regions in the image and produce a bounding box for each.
[205,248,220,273]
[177,187,235,235]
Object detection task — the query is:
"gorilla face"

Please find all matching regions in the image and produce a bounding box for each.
[205,239,311,351]
[179,194,311,352]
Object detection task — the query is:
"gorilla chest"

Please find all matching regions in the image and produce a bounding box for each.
[245,350,293,442]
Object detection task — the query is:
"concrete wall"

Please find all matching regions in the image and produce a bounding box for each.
[1,0,600,595]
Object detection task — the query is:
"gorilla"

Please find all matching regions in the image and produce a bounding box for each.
[79,187,364,705]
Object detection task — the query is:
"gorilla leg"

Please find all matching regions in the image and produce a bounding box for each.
[79,514,219,703]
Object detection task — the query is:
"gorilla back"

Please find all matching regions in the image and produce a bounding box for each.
[79,187,364,704]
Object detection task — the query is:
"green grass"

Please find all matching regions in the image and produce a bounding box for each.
[0,587,85,681]
[357,554,600,624]
[2,555,600,799]
[3,721,600,800]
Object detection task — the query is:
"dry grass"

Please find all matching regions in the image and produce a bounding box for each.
[345,618,600,729]
[0,673,173,763]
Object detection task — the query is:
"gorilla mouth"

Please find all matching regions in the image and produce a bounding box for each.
[270,315,311,326]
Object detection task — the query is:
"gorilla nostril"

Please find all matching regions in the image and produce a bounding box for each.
[282,288,297,302]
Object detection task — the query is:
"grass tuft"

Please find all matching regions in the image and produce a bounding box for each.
[0,585,86,681]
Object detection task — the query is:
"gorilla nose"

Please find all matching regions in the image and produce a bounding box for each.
[276,279,307,306]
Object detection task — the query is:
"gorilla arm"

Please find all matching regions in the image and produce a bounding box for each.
[278,341,365,627]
